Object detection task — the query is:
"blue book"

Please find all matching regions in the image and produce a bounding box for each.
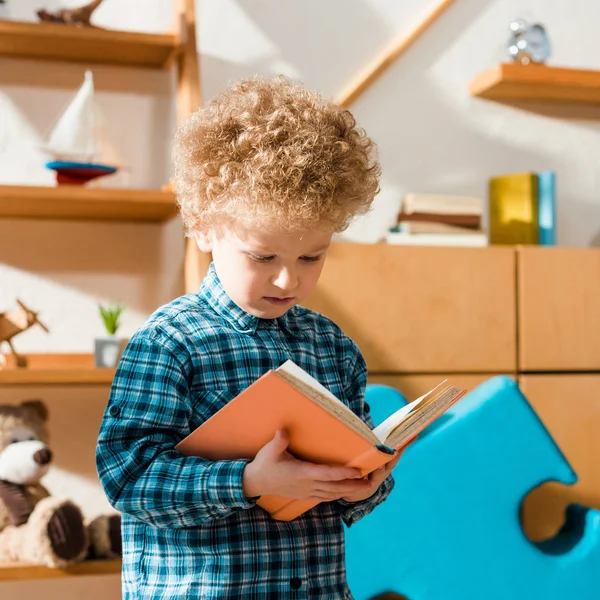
[537,171,556,245]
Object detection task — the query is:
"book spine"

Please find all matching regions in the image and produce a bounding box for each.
[260,446,395,522]
[489,173,539,245]
[397,212,481,228]
[537,171,556,245]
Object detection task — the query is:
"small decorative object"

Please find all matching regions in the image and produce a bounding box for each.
[95,303,126,368]
[0,399,121,567]
[42,70,122,185]
[0,299,49,369]
[506,19,551,65]
[36,0,104,26]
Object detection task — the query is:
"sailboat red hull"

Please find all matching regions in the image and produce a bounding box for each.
[46,161,118,186]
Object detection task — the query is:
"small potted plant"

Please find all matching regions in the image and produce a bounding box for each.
[95,303,126,368]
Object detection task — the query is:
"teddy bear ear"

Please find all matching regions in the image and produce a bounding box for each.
[20,399,49,422]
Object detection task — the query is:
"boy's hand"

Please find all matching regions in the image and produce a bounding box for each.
[242,430,375,501]
[340,443,411,504]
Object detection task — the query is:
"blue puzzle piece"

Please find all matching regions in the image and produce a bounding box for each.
[345,377,600,600]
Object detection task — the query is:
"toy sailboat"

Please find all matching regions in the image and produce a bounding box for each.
[43,70,122,185]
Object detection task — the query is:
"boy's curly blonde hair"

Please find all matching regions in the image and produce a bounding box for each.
[172,75,380,234]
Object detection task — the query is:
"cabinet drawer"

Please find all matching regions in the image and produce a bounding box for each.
[519,375,600,541]
[518,247,600,371]
[303,244,516,373]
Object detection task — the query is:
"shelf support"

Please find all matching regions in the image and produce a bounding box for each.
[336,0,457,108]
[172,0,211,294]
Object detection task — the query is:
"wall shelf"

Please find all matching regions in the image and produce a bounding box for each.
[469,63,600,105]
[0,185,177,223]
[0,19,178,69]
[0,354,115,386]
[0,559,121,581]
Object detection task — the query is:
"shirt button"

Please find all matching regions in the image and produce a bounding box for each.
[109,405,120,417]
[290,577,302,590]
[364,402,371,413]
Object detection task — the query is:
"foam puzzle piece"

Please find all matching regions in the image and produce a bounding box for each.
[345,376,600,600]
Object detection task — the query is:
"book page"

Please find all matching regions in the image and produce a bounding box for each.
[277,360,347,407]
[372,380,447,443]
[384,386,464,448]
[276,361,378,444]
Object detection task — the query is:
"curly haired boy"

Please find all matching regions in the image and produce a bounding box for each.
[97,75,405,599]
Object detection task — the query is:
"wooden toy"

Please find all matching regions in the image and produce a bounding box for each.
[0,299,49,368]
[37,0,104,27]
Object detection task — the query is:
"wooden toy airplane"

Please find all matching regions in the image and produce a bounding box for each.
[0,299,49,368]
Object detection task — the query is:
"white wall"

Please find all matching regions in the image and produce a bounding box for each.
[0,0,599,597]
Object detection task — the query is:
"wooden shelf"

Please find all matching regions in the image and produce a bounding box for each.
[0,559,121,581]
[0,20,178,69]
[0,368,115,386]
[469,63,600,105]
[0,354,115,386]
[0,185,177,223]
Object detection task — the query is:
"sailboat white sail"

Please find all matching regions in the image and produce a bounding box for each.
[42,70,123,184]
[46,71,97,161]
[44,71,122,166]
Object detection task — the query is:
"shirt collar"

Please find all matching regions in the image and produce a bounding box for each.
[199,263,304,338]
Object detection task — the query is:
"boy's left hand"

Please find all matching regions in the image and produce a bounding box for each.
[341,442,411,503]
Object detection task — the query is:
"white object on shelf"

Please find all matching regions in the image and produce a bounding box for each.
[402,193,483,216]
[386,231,488,247]
[42,71,122,169]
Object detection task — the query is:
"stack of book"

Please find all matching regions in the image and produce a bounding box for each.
[386,193,487,247]
[489,171,556,245]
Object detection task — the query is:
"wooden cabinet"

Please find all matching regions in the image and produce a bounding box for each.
[517,247,600,372]
[303,244,516,373]
[519,375,600,541]
[517,249,600,539]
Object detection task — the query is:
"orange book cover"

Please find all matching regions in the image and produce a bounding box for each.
[176,361,465,521]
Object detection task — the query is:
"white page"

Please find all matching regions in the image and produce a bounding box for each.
[373,380,447,443]
[277,360,346,407]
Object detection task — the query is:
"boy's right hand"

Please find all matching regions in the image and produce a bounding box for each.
[242,430,376,501]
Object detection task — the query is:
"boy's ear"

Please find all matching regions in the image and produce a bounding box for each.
[193,230,213,253]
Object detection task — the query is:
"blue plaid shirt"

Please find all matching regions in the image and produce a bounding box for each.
[96,263,393,599]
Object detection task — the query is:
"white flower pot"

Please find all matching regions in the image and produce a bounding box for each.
[94,337,126,368]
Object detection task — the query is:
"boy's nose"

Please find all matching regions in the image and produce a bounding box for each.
[272,268,298,291]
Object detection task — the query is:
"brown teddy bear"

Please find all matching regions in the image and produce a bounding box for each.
[0,399,121,568]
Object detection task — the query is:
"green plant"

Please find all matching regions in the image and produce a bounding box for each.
[98,303,124,336]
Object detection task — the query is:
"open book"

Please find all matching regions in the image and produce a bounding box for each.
[176,360,466,521]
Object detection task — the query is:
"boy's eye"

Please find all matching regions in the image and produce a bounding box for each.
[248,254,275,263]
[300,255,323,263]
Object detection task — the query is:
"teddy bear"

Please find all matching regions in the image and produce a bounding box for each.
[0,399,121,568]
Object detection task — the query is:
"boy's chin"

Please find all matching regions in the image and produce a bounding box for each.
[248,302,294,320]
